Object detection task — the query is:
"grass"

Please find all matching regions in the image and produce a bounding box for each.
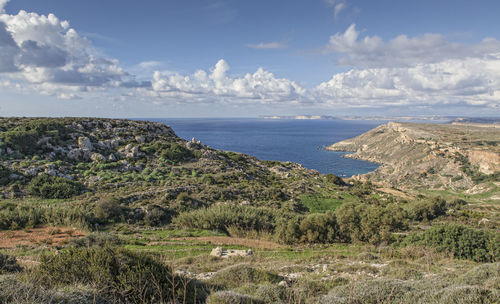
[299,194,346,213]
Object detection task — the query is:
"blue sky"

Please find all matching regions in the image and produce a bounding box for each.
[0,0,500,117]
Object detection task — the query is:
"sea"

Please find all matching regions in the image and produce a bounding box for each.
[148,118,383,177]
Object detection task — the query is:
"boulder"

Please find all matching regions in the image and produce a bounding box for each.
[210,247,253,258]
[91,153,105,162]
[78,137,93,151]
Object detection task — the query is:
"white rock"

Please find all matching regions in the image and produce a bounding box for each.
[78,137,93,151]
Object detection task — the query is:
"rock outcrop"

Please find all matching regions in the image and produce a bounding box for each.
[327,122,500,190]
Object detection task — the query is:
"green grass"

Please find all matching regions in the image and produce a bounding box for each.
[300,194,345,213]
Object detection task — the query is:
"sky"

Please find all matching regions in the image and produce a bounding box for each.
[0,0,500,117]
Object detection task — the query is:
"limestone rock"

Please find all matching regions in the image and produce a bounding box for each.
[135,136,146,144]
[78,137,93,151]
[91,153,105,162]
[210,247,253,258]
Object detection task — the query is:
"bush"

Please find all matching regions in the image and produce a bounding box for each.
[336,203,407,244]
[401,224,499,262]
[207,291,263,304]
[28,174,83,199]
[209,264,282,289]
[1,130,38,154]
[0,200,94,230]
[36,247,200,303]
[408,197,447,221]
[0,252,22,273]
[174,205,280,234]
[0,165,11,186]
[144,205,170,226]
[68,232,123,248]
[161,143,193,163]
[94,198,123,222]
[326,173,345,186]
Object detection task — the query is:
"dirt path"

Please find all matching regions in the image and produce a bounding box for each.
[0,226,86,248]
[377,187,413,199]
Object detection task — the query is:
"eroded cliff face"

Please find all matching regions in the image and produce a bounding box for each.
[327,122,500,190]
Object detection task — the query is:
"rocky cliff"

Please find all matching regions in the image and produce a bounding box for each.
[327,122,500,190]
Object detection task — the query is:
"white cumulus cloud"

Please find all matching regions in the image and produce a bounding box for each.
[150,59,308,104]
[0,7,143,98]
[326,23,500,68]
[314,55,500,108]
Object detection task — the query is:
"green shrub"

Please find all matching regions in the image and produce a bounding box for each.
[68,232,123,248]
[0,252,22,273]
[94,197,123,222]
[0,165,11,186]
[161,143,193,163]
[144,205,170,226]
[299,212,338,243]
[326,173,345,186]
[335,202,407,244]
[408,197,447,221]
[0,130,38,154]
[28,174,83,199]
[0,200,94,230]
[36,246,200,303]
[401,224,499,262]
[174,205,280,234]
[209,264,282,289]
[207,290,263,304]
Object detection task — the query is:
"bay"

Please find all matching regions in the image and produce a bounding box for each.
[150,118,382,176]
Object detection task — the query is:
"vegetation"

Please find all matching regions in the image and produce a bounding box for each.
[28,174,84,199]
[0,118,498,304]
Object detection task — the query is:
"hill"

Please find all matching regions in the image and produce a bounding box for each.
[0,118,498,303]
[327,122,500,192]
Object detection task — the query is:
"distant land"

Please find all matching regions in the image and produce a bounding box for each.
[261,115,500,123]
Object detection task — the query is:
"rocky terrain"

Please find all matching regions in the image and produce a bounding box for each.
[327,122,500,191]
[0,118,498,304]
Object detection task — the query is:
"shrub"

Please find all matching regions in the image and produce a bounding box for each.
[299,212,338,243]
[0,165,11,186]
[326,173,345,186]
[68,232,123,248]
[0,130,38,154]
[161,143,193,163]
[401,224,499,262]
[94,198,123,222]
[0,253,22,273]
[336,202,407,244]
[209,264,282,289]
[36,246,200,303]
[207,290,263,304]
[174,205,279,234]
[408,197,447,221]
[144,205,170,226]
[28,174,83,199]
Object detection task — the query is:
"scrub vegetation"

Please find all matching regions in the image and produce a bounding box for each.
[0,118,498,303]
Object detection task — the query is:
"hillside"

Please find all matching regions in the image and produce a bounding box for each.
[327,122,500,192]
[0,118,498,304]
[0,118,329,209]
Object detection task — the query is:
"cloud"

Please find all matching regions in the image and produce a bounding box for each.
[0,8,142,97]
[325,23,500,68]
[247,41,287,49]
[150,59,308,104]
[0,0,9,13]
[334,3,346,19]
[314,55,500,108]
[324,0,347,19]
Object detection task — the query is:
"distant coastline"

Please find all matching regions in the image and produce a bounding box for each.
[260,115,500,124]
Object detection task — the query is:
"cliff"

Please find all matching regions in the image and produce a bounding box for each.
[327,122,500,190]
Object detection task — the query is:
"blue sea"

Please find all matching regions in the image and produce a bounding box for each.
[150,118,383,177]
